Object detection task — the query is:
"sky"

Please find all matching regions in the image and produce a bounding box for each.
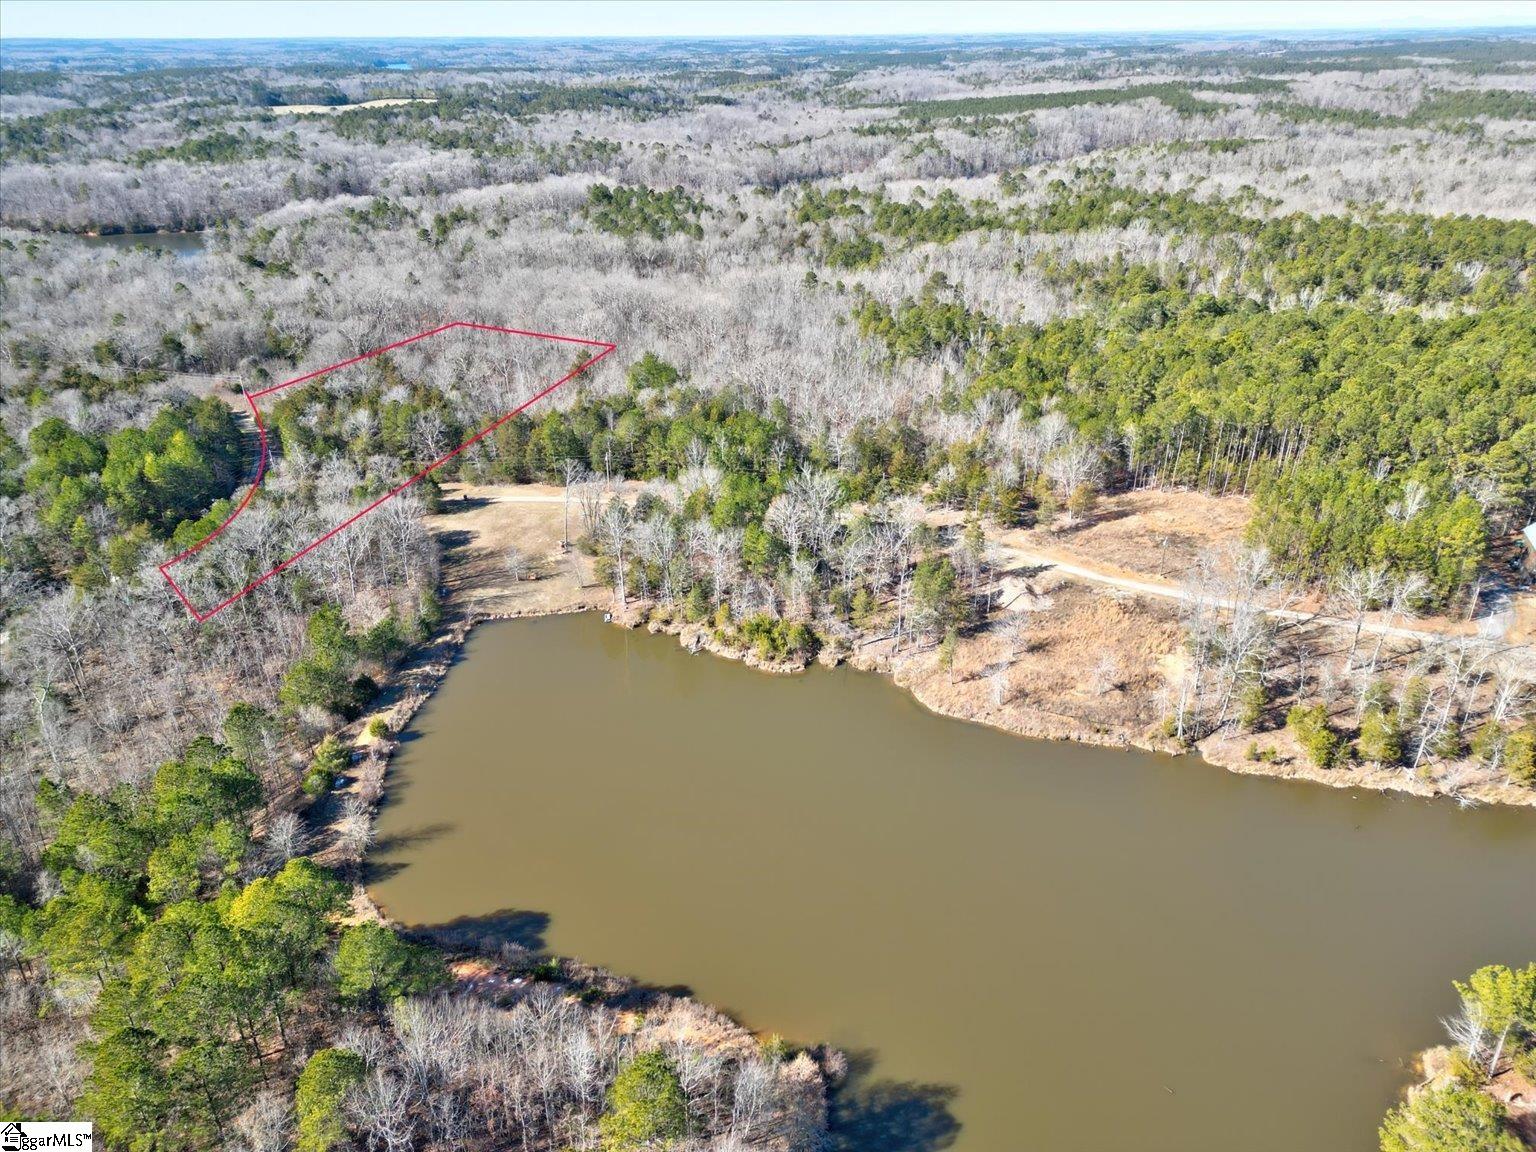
[2,0,1534,40]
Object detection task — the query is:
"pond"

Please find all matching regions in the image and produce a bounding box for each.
[370,613,1536,1152]
[75,231,206,259]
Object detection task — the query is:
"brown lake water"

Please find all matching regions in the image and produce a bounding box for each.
[370,613,1536,1152]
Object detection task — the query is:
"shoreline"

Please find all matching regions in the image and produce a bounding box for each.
[1403,1046,1536,1140]
[328,478,1531,946]
[670,609,1536,810]
[380,480,1536,810]
[333,596,833,1136]
[348,599,1532,872]
[331,594,1528,1150]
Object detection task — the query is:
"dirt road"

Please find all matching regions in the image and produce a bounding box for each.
[979,527,1469,644]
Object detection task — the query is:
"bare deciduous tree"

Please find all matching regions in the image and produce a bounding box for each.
[337,794,376,858]
[263,811,309,869]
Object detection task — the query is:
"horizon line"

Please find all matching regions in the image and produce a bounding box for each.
[6,26,1536,45]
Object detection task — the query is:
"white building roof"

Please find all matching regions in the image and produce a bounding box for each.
[1524,523,1536,550]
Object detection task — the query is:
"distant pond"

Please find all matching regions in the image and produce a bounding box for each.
[370,613,1536,1152]
[75,231,206,259]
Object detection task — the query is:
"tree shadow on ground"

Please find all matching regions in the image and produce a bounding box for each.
[1071,500,1137,527]
[435,528,475,555]
[827,1051,961,1152]
[1511,1109,1536,1147]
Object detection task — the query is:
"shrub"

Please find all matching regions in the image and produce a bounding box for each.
[1357,708,1404,766]
[828,586,851,621]
[1378,1084,1521,1152]
[295,1048,365,1152]
[683,581,711,623]
[1067,483,1097,520]
[359,611,408,662]
[420,473,443,512]
[1400,676,1430,725]
[417,587,443,638]
[1514,1045,1536,1082]
[1239,680,1269,731]
[937,628,957,680]
[1470,721,1504,765]
[1432,724,1467,761]
[599,1051,688,1151]
[280,658,352,718]
[302,736,348,798]
[1287,703,1344,769]
[739,614,819,663]
[1505,727,1535,787]
[1031,477,1059,528]
[1159,714,1192,747]
[366,717,390,740]
[1445,1046,1485,1086]
[350,674,379,711]
[851,586,878,628]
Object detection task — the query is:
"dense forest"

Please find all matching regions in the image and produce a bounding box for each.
[2,26,1535,1152]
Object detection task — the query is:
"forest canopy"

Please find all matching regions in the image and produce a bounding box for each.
[2,27,1535,1152]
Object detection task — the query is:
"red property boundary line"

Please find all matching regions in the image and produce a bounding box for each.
[159,320,616,622]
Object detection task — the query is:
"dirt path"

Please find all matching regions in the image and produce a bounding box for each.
[924,505,1486,646]
[987,530,1463,642]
